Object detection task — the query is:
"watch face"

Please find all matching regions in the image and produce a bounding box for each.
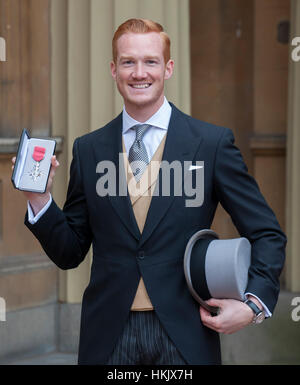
[255,312,265,324]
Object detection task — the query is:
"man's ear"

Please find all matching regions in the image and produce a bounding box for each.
[110,61,117,80]
[164,59,174,80]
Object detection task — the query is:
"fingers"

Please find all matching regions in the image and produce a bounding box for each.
[11,156,16,170]
[200,307,220,332]
[199,298,225,333]
[49,155,60,179]
[46,156,60,194]
[50,155,60,169]
[199,306,213,324]
[205,298,223,308]
[51,155,59,167]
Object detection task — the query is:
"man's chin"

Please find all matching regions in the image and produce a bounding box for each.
[127,92,164,107]
[127,97,155,109]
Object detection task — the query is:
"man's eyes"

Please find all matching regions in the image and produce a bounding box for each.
[146,60,158,65]
[121,60,159,65]
[122,60,134,65]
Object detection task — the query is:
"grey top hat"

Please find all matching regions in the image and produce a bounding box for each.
[183,229,251,314]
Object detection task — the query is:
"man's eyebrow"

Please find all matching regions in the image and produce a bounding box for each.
[119,55,134,61]
[119,55,161,61]
[144,55,160,59]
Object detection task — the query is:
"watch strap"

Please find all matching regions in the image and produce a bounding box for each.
[244,299,262,316]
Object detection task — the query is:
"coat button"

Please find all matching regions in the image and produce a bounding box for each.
[138,251,145,260]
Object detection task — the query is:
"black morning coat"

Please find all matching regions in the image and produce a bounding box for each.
[25,103,286,364]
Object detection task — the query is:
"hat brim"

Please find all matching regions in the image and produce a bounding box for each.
[184,229,251,313]
[183,229,219,313]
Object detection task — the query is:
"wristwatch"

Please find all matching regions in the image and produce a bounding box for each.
[244,299,265,324]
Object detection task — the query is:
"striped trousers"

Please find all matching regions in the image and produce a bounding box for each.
[105,310,187,365]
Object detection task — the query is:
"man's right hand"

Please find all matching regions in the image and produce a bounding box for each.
[11,155,60,216]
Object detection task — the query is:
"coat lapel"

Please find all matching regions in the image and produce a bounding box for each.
[139,105,203,247]
[92,113,140,241]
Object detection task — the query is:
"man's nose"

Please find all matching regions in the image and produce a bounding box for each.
[132,62,147,79]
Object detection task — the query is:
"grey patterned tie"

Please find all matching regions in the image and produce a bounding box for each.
[128,124,151,181]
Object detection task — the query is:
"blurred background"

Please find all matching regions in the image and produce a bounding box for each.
[0,0,299,365]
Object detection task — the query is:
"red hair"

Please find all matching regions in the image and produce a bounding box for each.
[112,18,171,63]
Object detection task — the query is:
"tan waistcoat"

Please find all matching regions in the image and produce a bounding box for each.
[122,134,167,311]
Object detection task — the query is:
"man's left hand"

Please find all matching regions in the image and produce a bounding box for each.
[199,296,261,334]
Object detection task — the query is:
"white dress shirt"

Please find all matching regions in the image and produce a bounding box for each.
[122,96,171,158]
[27,97,271,317]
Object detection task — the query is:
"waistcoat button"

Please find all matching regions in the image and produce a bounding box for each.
[138,251,145,259]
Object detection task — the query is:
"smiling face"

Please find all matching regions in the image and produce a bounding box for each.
[110,32,174,121]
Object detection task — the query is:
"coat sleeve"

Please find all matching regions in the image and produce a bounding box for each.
[213,128,287,313]
[25,138,93,270]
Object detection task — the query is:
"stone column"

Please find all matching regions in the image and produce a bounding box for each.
[251,0,289,235]
[286,0,300,292]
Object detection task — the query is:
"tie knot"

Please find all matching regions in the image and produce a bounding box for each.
[131,124,151,141]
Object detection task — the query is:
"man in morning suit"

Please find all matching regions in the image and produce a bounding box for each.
[13,18,286,365]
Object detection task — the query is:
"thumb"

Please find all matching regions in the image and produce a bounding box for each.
[206,298,223,307]
[51,155,59,168]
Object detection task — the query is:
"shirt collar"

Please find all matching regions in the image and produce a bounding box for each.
[122,97,172,134]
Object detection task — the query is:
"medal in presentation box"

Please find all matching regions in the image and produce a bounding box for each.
[11,129,56,193]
